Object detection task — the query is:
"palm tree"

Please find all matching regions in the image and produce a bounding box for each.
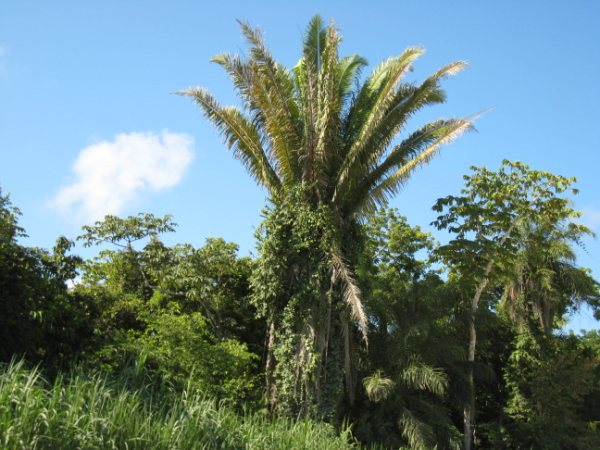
[500,221,600,448]
[363,361,460,450]
[501,220,599,336]
[179,16,475,416]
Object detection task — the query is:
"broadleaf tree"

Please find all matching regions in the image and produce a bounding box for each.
[432,160,599,450]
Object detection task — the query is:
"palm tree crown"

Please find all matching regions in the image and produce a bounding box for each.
[179,16,474,218]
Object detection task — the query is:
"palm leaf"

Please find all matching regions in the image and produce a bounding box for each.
[334,62,468,209]
[399,408,437,450]
[337,48,425,189]
[360,114,479,216]
[337,54,368,100]
[359,61,467,167]
[346,118,471,215]
[177,88,282,194]
[314,23,343,193]
[363,370,395,402]
[293,17,325,188]
[331,252,368,343]
[400,359,448,397]
[228,21,304,185]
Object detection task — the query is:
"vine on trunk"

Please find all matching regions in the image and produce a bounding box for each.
[251,188,361,418]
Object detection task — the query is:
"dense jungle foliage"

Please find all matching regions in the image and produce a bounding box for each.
[2,15,600,450]
[2,161,599,448]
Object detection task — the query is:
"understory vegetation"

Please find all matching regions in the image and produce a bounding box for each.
[2,15,600,450]
[0,360,355,449]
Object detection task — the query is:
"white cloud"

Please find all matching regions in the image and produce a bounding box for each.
[51,130,194,222]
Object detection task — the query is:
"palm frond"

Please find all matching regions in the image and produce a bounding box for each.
[346,118,472,215]
[363,370,395,402]
[337,54,368,100]
[210,53,279,173]
[334,61,468,209]
[314,23,343,193]
[302,15,327,70]
[400,359,448,397]
[210,53,256,110]
[399,408,437,450]
[359,61,468,165]
[337,48,425,188]
[408,398,462,450]
[176,88,282,194]
[331,252,368,343]
[293,17,327,187]
[232,21,304,185]
[360,115,477,215]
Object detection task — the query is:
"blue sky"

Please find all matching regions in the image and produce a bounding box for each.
[1,1,599,331]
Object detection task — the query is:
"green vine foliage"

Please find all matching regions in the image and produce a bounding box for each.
[503,332,600,449]
[251,187,360,418]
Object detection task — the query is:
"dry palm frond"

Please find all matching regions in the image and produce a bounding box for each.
[330,252,368,344]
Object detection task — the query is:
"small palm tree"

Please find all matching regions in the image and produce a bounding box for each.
[501,220,599,335]
[180,15,475,416]
[363,361,460,449]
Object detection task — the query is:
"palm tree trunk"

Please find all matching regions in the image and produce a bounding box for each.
[341,314,356,405]
[265,320,277,409]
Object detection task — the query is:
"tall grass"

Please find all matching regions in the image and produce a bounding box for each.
[0,360,356,449]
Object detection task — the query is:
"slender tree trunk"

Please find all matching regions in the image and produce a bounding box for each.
[464,274,489,450]
[464,221,517,450]
[464,355,475,450]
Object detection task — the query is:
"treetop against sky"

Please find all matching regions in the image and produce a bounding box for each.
[1,1,599,330]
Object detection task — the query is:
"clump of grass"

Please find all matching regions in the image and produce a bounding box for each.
[0,360,356,449]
